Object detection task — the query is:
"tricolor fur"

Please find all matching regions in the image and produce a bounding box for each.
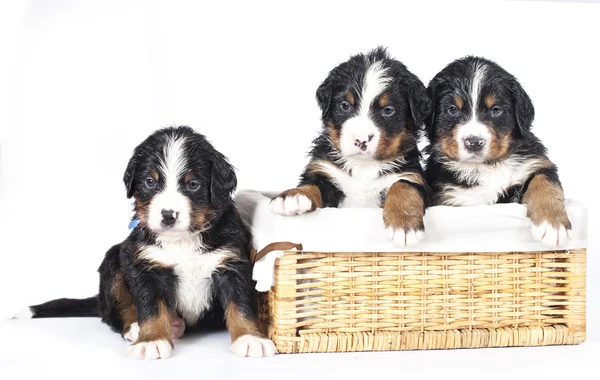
[424,56,571,247]
[270,47,431,247]
[16,126,276,359]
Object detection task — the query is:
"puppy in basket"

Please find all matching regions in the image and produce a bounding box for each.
[424,57,571,248]
[270,47,431,247]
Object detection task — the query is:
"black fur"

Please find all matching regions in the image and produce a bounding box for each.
[298,47,430,207]
[30,297,99,318]
[424,56,562,205]
[26,126,256,341]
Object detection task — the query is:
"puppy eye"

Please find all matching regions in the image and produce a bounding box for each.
[491,106,503,116]
[188,180,200,191]
[340,101,352,113]
[448,106,460,116]
[145,178,156,188]
[381,106,395,117]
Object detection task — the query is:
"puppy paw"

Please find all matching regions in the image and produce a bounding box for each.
[269,194,313,216]
[383,206,425,248]
[382,181,426,248]
[386,227,425,248]
[531,221,571,248]
[123,322,139,342]
[126,339,172,360]
[171,316,185,340]
[269,186,322,216]
[523,174,572,249]
[230,335,277,358]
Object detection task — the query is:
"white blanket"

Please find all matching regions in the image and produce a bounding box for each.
[235,190,588,291]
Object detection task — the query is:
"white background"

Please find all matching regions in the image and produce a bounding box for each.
[0,0,598,379]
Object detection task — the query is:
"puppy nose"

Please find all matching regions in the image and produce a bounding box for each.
[353,134,375,151]
[161,209,178,226]
[464,136,486,152]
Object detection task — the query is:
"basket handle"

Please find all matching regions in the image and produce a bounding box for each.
[250,242,303,264]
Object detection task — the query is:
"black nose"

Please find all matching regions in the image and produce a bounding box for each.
[161,209,177,226]
[354,139,368,151]
[464,136,486,152]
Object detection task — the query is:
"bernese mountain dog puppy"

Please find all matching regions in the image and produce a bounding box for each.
[15,126,276,360]
[270,47,431,247]
[424,57,571,248]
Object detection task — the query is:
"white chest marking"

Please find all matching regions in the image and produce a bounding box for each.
[441,157,545,206]
[313,158,412,208]
[140,236,232,324]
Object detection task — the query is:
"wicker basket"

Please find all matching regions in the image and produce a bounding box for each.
[258,249,586,354]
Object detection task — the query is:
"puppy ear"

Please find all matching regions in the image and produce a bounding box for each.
[316,78,332,117]
[511,80,535,135]
[123,152,139,199]
[404,73,432,128]
[423,75,447,139]
[210,152,237,209]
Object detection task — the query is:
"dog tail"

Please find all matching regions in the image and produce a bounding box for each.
[13,296,100,319]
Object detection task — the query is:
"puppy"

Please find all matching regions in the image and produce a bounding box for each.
[15,126,276,360]
[270,47,431,247]
[424,56,571,247]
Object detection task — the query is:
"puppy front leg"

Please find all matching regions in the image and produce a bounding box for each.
[214,266,277,357]
[522,173,572,248]
[270,163,342,215]
[270,184,324,216]
[124,263,178,360]
[383,179,426,247]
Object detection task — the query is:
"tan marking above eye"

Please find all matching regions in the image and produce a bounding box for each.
[150,169,159,181]
[184,171,194,184]
[454,95,464,109]
[378,93,391,108]
[485,94,496,108]
[345,91,355,105]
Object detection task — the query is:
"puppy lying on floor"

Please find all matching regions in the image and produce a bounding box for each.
[15,126,276,360]
[270,47,431,247]
[424,57,571,248]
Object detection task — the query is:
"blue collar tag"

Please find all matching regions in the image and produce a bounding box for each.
[128,219,140,230]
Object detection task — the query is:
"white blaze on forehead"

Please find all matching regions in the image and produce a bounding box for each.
[455,62,490,161]
[339,60,390,158]
[160,136,188,190]
[147,136,192,233]
[469,62,487,122]
[358,60,391,117]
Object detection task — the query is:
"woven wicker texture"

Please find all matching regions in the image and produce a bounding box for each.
[258,249,586,354]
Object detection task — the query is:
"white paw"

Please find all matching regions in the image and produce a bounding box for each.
[531,221,571,248]
[230,335,277,358]
[123,322,139,342]
[126,339,172,360]
[386,228,424,248]
[269,194,313,216]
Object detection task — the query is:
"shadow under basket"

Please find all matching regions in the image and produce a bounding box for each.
[258,249,586,354]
